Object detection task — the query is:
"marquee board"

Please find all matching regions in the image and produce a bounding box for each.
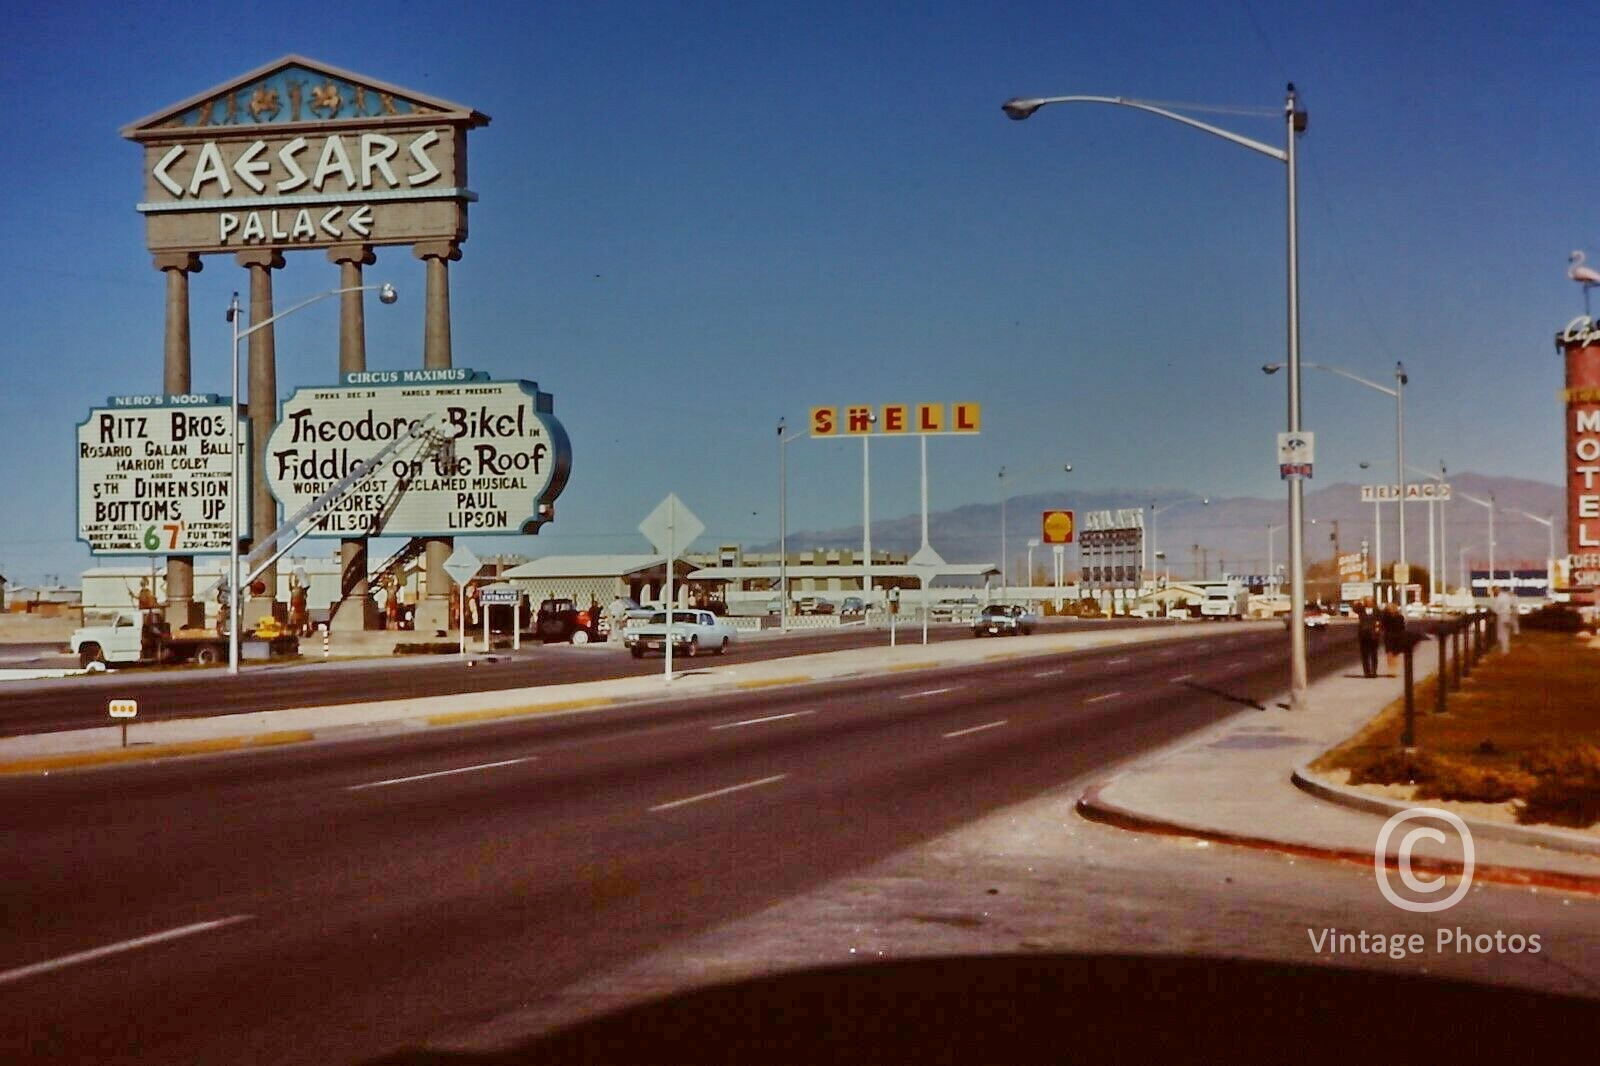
[77,396,250,556]
[264,371,570,538]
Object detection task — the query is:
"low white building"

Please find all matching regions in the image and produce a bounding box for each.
[498,555,700,609]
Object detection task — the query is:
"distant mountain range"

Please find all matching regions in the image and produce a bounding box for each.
[768,473,1565,584]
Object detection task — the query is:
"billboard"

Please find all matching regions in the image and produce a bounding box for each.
[264,372,569,537]
[1470,568,1548,600]
[77,396,249,556]
[809,403,981,436]
[1079,509,1144,590]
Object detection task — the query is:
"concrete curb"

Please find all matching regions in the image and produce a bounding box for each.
[1075,779,1600,895]
[1290,763,1600,858]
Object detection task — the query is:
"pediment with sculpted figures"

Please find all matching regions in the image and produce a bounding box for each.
[122,55,488,138]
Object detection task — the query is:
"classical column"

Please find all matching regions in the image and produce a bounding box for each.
[411,240,460,634]
[155,252,203,627]
[236,248,286,624]
[329,243,381,632]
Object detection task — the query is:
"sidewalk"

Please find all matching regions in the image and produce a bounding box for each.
[1079,660,1600,891]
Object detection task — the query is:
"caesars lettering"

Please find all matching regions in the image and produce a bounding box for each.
[151,131,444,201]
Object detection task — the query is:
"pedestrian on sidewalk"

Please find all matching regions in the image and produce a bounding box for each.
[1490,585,1519,654]
[1355,596,1381,678]
[1380,600,1406,675]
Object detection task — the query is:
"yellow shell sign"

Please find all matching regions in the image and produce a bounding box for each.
[1042,509,1075,544]
[809,403,981,436]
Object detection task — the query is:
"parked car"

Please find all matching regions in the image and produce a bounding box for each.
[796,596,835,615]
[972,603,1038,637]
[1522,603,1585,632]
[535,597,603,644]
[1304,607,1329,629]
[839,596,866,616]
[623,609,739,658]
[931,597,981,622]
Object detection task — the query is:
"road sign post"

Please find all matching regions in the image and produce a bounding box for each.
[478,586,522,651]
[443,545,483,657]
[640,494,705,680]
[109,699,137,748]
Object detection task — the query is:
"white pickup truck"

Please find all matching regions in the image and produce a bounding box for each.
[623,609,738,659]
[70,609,296,668]
[1199,583,1248,621]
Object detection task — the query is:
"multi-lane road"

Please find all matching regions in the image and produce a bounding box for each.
[4,624,1595,1062]
[1,619,1121,736]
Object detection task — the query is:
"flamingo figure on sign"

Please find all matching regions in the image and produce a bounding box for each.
[1569,250,1600,315]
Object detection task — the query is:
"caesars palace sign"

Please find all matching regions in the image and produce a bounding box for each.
[123,56,486,252]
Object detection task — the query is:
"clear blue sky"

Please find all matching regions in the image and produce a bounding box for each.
[0,0,1588,585]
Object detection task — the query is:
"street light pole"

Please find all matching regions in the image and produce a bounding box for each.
[225,281,396,675]
[863,425,874,609]
[1273,361,1401,601]
[1004,86,1307,705]
[998,466,1007,596]
[1149,496,1208,578]
[1509,509,1557,597]
[1268,523,1286,590]
[1459,490,1497,598]
[777,418,805,633]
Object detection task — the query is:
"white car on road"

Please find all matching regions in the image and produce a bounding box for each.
[623,609,738,658]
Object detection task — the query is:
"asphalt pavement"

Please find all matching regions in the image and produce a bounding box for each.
[7,618,1596,888]
[8,619,1598,1061]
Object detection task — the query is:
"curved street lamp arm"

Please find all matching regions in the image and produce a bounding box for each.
[1267,360,1397,397]
[235,284,392,339]
[1002,95,1287,162]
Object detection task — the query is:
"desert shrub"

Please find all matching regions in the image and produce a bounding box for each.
[1346,749,1535,803]
[1518,743,1600,828]
[1415,762,1537,804]
[1520,743,1600,778]
[1345,748,1443,787]
[393,642,459,655]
